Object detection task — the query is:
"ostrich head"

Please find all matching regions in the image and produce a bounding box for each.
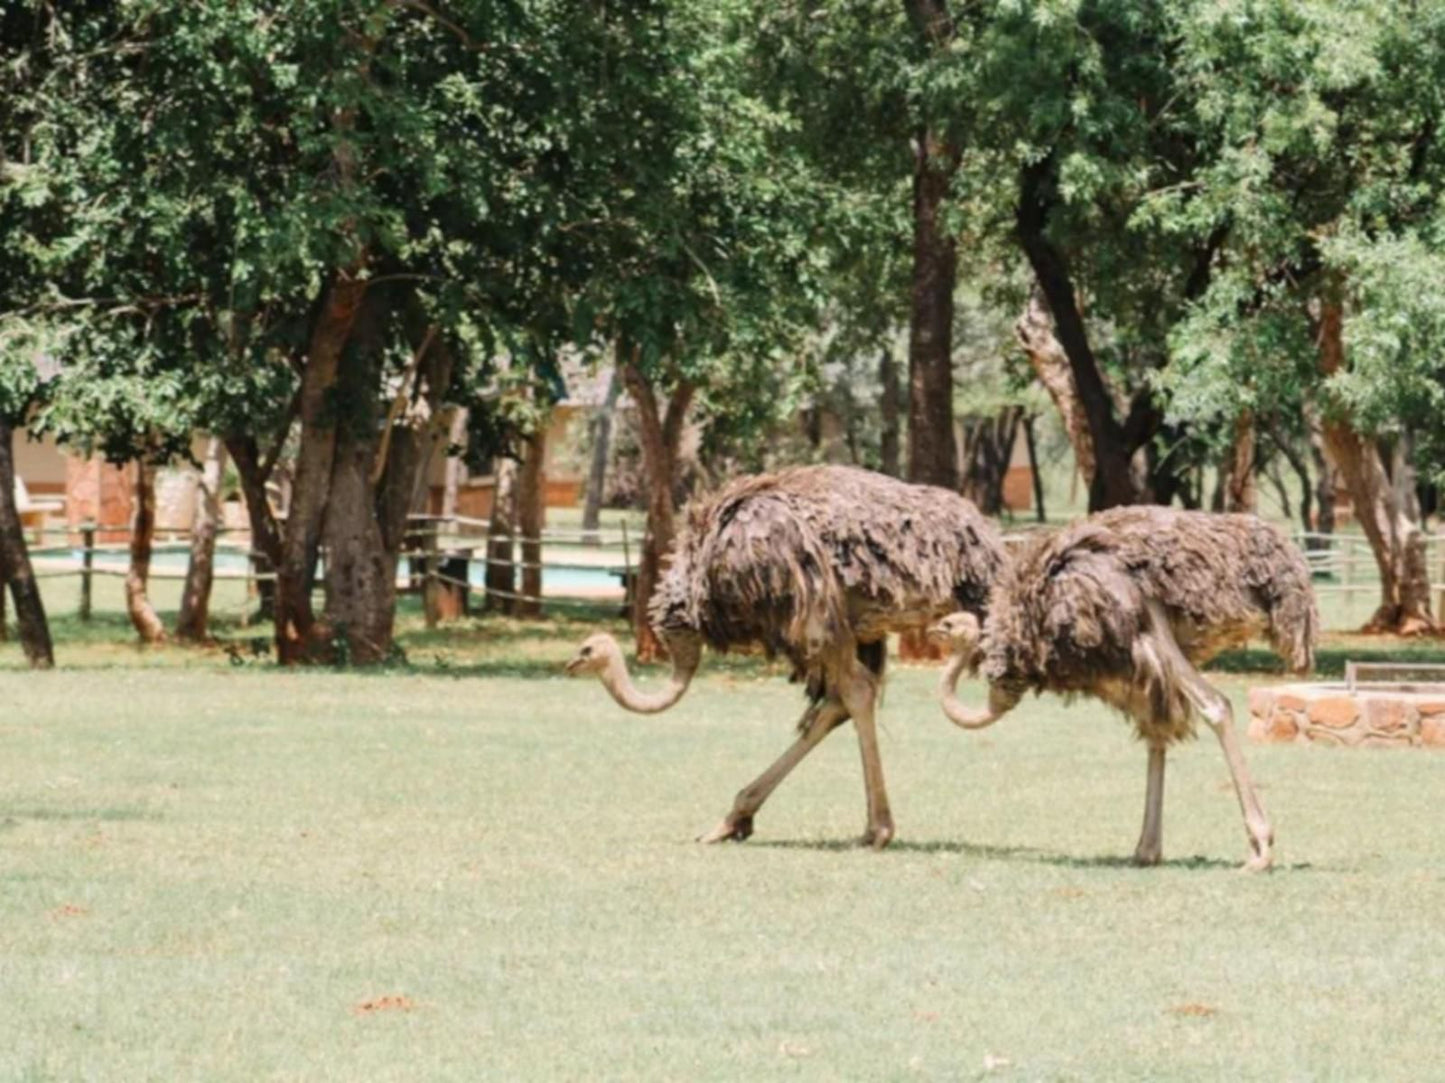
[564,629,702,714]
[565,633,619,677]
[927,612,982,656]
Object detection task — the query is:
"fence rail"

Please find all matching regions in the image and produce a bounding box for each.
[7,516,1443,630]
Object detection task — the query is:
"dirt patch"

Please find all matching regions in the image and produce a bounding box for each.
[354,995,415,1016]
[1168,1002,1218,1018]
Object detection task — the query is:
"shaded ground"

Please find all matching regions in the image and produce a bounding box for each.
[3,645,1444,1079]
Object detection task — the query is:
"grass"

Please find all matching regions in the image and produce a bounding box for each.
[4,617,1445,1080]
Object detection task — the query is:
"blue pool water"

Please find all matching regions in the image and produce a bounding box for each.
[76,547,624,593]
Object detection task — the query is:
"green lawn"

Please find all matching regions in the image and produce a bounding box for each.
[3,623,1444,1080]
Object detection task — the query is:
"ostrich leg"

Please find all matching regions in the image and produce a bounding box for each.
[1133,742,1166,866]
[837,657,894,849]
[1145,613,1273,870]
[697,699,849,843]
[1188,675,1273,871]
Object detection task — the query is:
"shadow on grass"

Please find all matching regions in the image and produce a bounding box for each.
[752,836,1317,871]
[1,806,163,824]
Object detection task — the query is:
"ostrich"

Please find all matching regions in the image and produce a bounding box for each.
[929,507,1317,870]
[565,464,1004,848]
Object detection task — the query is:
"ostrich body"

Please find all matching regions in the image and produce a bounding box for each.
[930,507,1317,870]
[567,464,1004,848]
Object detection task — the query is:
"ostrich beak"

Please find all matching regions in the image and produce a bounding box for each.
[926,621,950,646]
[564,654,587,676]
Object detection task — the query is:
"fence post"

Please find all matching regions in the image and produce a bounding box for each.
[80,522,96,622]
[423,522,441,629]
[0,572,7,642]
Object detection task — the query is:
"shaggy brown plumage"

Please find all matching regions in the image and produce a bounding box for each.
[931,506,1318,870]
[568,464,1005,848]
[982,506,1316,743]
[653,464,1002,691]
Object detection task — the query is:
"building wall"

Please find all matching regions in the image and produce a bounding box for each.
[10,432,67,494]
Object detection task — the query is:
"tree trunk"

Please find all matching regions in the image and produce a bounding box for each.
[516,423,547,619]
[0,420,54,667]
[1270,423,1316,540]
[581,369,621,543]
[441,407,469,521]
[1223,410,1258,513]
[485,457,518,614]
[1308,418,1337,543]
[126,461,167,644]
[275,274,368,663]
[621,359,694,663]
[225,434,283,622]
[1023,414,1047,522]
[1017,158,1141,510]
[878,347,901,478]
[1015,290,1095,488]
[176,437,227,643]
[960,407,1024,516]
[1316,296,1436,634]
[906,130,960,489]
[319,413,395,665]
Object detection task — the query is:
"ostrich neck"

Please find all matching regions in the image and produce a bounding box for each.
[599,634,700,714]
[938,647,1019,730]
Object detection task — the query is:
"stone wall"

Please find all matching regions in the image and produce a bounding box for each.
[1248,684,1445,748]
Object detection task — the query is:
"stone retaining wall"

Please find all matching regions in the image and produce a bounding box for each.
[1248,684,1445,748]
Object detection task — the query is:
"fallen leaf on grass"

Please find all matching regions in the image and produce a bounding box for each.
[983,1052,1011,1071]
[354,995,415,1016]
[47,904,89,920]
[1168,1002,1218,1018]
[778,1041,812,1059]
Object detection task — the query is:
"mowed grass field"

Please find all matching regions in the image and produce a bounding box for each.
[3,623,1445,1080]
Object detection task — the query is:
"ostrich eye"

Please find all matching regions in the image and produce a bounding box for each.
[580,646,592,657]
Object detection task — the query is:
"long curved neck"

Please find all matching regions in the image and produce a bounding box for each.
[598,634,701,714]
[939,648,1020,730]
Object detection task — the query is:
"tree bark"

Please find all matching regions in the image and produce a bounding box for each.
[516,423,547,619]
[275,273,369,663]
[126,460,167,644]
[1308,419,1337,543]
[176,436,227,643]
[441,407,469,521]
[1023,414,1047,522]
[1316,296,1436,634]
[1017,157,1141,510]
[621,358,694,663]
[1222,410,1258,513]
[878,347,901,478]
[960,407,1024,516]
[319,407,395,665]
[906,129,960,490]
[0,420,54,667]
[1015,290,1095,488]
[485,457,518,614]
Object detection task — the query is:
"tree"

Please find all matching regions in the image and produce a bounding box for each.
[22,1,672,663]
[1155,0,1445,633]
[565,1,828,661]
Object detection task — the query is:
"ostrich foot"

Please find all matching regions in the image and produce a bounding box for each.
[1242,833,1274,873]
[697,812,754,844]
[858,820,895,850]
[1132,839,1162,867]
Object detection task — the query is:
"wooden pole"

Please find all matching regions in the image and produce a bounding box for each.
[80,522,95,622]
[423,522,441,629]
